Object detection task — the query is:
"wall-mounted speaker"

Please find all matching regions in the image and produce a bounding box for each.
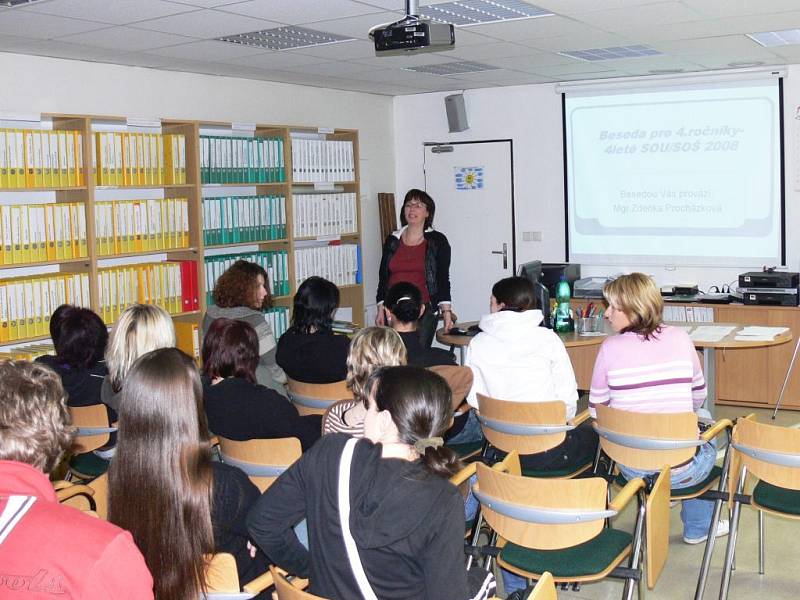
[444,93,469,132]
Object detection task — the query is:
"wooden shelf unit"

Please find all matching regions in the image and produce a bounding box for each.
[0,114,364,346]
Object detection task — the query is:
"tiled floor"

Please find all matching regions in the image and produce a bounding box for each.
[494,403,800,599]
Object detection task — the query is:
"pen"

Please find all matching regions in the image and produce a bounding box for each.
[586,302,594,317]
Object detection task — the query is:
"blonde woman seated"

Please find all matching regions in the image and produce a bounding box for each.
[322,326,406,437]
[589,272,727,545]
[101,303,175,415]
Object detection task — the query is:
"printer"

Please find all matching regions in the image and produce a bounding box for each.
[738,270,800,306]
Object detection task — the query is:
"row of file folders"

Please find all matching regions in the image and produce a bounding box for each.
[93,132,186,186]
[0,129,85,188]
[0,203,87,265]
[202,195,287,246]
[291,138,355,183]
[0,272,90,342]
[293,193,358,238]
[294,244,361,288]
[96,198,189,256]
[205,251,289,306]
[200,135,286,184]
[97,260,199,325]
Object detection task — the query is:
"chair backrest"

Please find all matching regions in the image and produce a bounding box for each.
[88,472,109,520]
[272,567,326,599]
[645,466,671,589]
[218,437,302,492]
[429,365,474,411]
[54,481,96,512]
[593,404,700,471]
[474,462,612,550]
[733,417,800,491]
[288,378,352,416]
[476,394,571,455]
[69,404,116,454]
[529,572,556,600]
[203,553,257,599]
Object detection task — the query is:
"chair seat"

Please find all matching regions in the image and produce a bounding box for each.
[446,441,483,458]
[616,465,721,498]
[523,459,592,479]
[500,528,632,578]
[69,452,109,478]
[752,481,800,516]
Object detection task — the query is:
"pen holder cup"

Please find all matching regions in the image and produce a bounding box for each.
[577,316,603,334]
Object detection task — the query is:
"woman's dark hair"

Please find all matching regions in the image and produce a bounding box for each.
[290,276,339,334]
[399,188,436,230]
[52,306,108,368]
[385,281,423,325]
[109,347,214,600]
[202,318,259,384]
[212,260,272,310]
[366,365,462,478]
[492,276,537,312]
[48,304,73,346]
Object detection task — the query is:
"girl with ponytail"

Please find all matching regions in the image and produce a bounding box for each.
[248,366,473,600]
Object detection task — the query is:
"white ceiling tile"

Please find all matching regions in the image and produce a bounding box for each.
[162,0,253,7]
[594,55,706,73]
[651,35,777,56]
[0,10,108,39]
[614,20,751,43]
[532,0,670,15]
[519,31,633,52]
[300,11,405,40]
[291,39,376,60]
[20,0,194,26]
[447,42,540,62]
[554,70,622,81]
[217,0,384,25]
[441,68,518,82]
[133,8,281,38]
[145,39,269,60]
[467,15,608,42]
[222,50,326,68]
[487,52,576,72]
[722,11,800,34]
[58,26,196,51]
[287,60,383,77]
[530,61,622,76]
[351,51,457,68]
[681,0,800,19]
[575,2,705,31]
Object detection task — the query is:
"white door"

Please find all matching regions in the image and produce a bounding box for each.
[424,140,514,323]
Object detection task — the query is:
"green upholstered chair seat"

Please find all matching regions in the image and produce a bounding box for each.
[752,481,800,516]
[523,459,592,479]
[500,528,632,578]
[69,452,109,478]
[616,465,721,498]
[447,441,483,458]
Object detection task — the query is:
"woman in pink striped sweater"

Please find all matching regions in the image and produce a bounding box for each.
[589,273,728,545]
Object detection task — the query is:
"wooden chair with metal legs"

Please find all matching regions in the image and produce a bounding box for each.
[203,553,276,599]
[718,416,800,600]
[592,404,734,600]
[528,572,557,600]
[431,364,483,459]
[287,378,352,416]
[271,566,324,600]
[217,436,302,493]
[477,393,593,478]
[53,480,97,513]
[67,404,117,481]
[472,451,659,600]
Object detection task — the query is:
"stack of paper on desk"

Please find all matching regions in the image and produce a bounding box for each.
[734,326,790,341]
[689,325,737,342]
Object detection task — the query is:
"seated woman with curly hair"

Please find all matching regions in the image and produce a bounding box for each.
[203,259,287,396]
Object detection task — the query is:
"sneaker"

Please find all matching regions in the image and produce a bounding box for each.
[683,519,730,545]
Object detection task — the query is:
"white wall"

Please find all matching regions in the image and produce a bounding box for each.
[0,52,395,317]
[393,66,800,294]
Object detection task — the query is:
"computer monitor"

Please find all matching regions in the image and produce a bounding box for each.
[518,260,551,328]
[539,263,582,298]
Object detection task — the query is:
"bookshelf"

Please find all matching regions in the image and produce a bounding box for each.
[0,114,364,348]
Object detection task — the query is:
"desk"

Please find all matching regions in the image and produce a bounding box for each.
[436,321,792,415]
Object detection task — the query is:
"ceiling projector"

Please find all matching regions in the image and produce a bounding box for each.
[369,1,455,56]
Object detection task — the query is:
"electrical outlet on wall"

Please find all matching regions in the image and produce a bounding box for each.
[522,231,542,242]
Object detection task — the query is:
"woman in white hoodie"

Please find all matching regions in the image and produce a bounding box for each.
[465,276,595,471]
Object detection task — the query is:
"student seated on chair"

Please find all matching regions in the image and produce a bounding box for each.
[203,259,287,396]
[202,318,321,451]
[589,272,728,545]
[0,360,153,599]
[321,326,406,437]
[465,276,595,471]
[101,303,175,415]
[109,347,268,599]
[248,366,473,600]
[277,276,351,384]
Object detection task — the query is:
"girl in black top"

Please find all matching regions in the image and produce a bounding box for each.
[385,281,457,368]
[277,276,350,383]
[203,318,321,451]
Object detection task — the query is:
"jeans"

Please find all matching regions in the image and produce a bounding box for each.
[618,440,718,539]
[447,411,484,445]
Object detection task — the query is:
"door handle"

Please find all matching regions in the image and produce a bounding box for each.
[491,243,508,269]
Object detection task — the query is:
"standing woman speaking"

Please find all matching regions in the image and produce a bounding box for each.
[376,189,453,348]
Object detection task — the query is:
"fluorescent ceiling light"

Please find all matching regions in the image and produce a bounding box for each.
[404,61,499,75]
[1,0,48,5]
[420,0,553,27]
[747,29,800,48]
[217,26,355,51]
[560,45,662,62]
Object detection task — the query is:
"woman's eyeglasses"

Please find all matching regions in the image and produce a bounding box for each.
[405,201,426,209]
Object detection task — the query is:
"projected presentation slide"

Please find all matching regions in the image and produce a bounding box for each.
[564,79,782,266]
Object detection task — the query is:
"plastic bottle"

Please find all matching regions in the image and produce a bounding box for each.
[554,275,573,332]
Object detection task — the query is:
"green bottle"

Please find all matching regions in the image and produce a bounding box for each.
[554,276,573,333]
